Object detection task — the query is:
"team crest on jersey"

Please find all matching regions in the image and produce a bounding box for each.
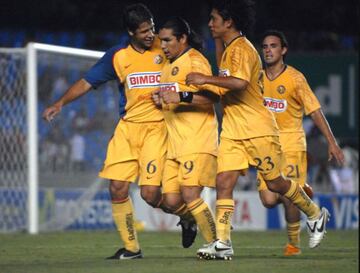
[159,82,180,92]
[154,54,164,64]
[219,69,230,77]
[264,97,288,113]
[277,85,286,94]
[171,66,179,76]
[127,71,161,89]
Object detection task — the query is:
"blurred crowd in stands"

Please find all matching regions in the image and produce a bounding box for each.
[0,29,358,53]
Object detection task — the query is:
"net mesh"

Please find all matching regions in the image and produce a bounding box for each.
[0,49,28,232]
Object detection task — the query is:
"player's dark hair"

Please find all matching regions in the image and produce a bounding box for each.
[212,0,256,35]
[262,30,289,48]
[123,3,154,32]
[160,17,204,52]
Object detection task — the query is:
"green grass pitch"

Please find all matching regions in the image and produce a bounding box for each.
[0,230,358,273]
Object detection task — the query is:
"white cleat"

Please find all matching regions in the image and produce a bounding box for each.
[197,239,234,260]
[307,207,330,249]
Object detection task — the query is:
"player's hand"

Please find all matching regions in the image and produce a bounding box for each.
[160,90,180,104]
[151,89,162,107]
[328,142,345,166]
[186,72,207,85]
[42,104,62,122]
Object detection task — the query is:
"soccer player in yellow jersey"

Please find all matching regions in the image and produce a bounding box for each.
[42,3,197,260]
[152,17,220,253]
[258,30,345,256]
[186,0,332,260]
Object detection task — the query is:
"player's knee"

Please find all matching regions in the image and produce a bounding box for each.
[265,176,288,195]
[216,172,237,196]
[109,180,129,200]
[181,191,199,204]
[162,193,182,211]
[140,186,161,207]
[259,190,279,208]
[181,186,201,204]
[261,196,278,208]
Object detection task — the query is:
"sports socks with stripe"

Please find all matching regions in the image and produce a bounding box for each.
[188,198,217,242]
[216,199,235,242]
[111,197,140,252]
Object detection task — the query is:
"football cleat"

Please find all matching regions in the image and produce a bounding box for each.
[307,207,330,249]
[106,248,143,260]
[284,243,302,256]
[197,239,234,260]
[177,219,197,248]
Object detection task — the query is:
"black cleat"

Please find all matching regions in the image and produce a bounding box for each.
[106,248,143,260]
[177,219,197,248]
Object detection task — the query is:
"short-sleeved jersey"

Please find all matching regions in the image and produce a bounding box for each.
[85,38,166,122]
[112,38,166,122]
[218,36,278,140]
[263,65,321,151]
[160,48,219,159]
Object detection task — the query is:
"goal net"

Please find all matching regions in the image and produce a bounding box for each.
[0,48,27,232]
[0,43,119,233]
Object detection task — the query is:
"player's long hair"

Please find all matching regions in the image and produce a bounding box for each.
[212,0,256,35]
[123,3,154,32]
[160,17,204,52]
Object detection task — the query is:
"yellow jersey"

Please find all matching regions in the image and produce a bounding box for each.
[218,36,278,140]
[160,48,219,159]
[112,37,166,122]
[263,65,321,151]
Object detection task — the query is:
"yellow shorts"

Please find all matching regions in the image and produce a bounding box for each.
[217,136,284,181]
[99,120,167,186]
[162,153,217,194]
[257,150,307,191]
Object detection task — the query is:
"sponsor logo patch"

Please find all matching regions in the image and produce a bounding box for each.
[159,82,180,92]
[264,97,287,113]
[127,72,161,89]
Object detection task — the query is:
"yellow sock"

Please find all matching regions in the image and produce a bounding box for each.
[111,197,139,252]
[216,199,234,242]
[287,221,301,247]
[285,180,320,220]
[188,198,216,243]
[174,203,194,221]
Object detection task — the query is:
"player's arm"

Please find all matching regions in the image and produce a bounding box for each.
[42,79,92,122]
[186,73,248,94]
[159,90,219,105]
[310,109,345,165]
[296,71,345,166]
[42,46,119,122]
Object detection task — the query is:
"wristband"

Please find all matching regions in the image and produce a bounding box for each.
[179,92,193,103]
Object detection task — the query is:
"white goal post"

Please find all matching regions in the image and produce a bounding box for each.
[26,43,104,234]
